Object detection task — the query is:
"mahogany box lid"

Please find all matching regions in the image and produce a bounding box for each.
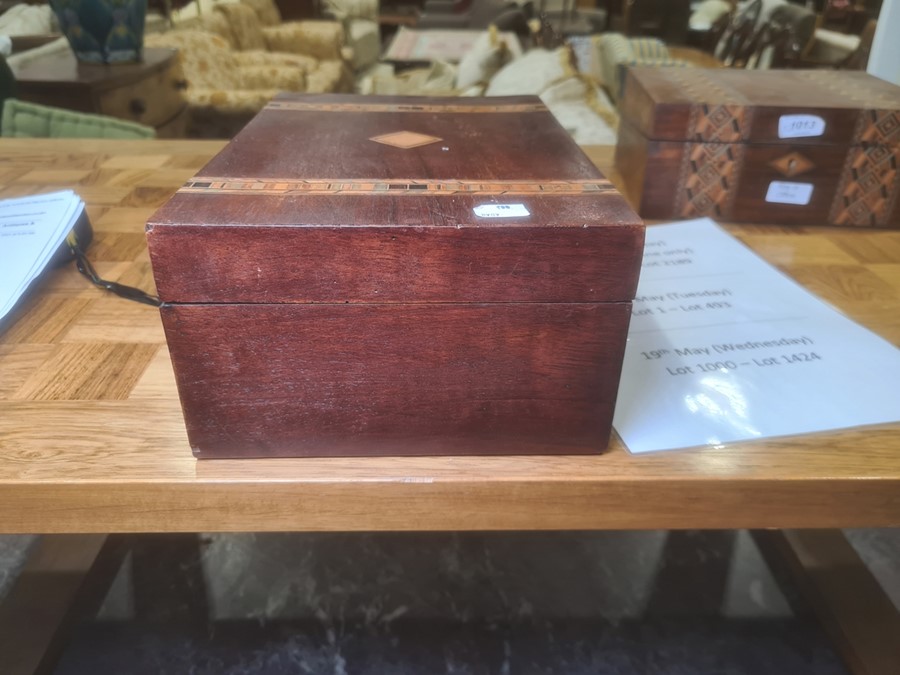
[146,93,644,306]
[620,67,900,147]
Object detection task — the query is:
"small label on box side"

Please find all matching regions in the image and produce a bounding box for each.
[474,204,530,218]
[778,114,826,139]
[766,181,814,205]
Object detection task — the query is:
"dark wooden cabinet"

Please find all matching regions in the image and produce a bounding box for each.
[11,48,188,137]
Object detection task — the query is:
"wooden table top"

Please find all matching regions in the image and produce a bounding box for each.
[1,139,898,535]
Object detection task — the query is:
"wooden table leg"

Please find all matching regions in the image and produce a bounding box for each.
[753,529,900,675]
[0,534,129,675]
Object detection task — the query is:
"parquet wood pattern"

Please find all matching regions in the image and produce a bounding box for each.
[0,139,897,533]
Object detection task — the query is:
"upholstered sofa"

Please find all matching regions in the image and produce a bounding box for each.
[184,0,352,91]
[144,29,306,138]
[146,0,352,137]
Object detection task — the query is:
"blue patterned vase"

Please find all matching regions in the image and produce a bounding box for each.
[50,0,147,64]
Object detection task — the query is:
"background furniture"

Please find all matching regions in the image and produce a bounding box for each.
[743,2,818,69]
[143,0,353,136]
[1,98,155,137]
[622,0,692,44]
[6,34,60,54]
[417,0,523,30]
[145,29,339,138]
[322,0,381,71]
[185,0,350,68]
[145,0,352,138]
[272,0,321,19]
[0,137,898,674]
[592,33,692,100]
[381,25,521,63]
[9,47,188,137]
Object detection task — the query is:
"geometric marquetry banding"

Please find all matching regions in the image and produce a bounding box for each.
[659,72,754,219]
[179,177,617,197]
[828,109,900,226]
[665,69,750,108]
[855,109,900,148]
[674,142,746,219]
[829,144,900,227]
[799,71,900,115]
[265,101,550,114]
[687,103,751,143]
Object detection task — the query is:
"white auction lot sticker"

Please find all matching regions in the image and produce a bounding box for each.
[766,181,814,206]
[473,203,530,218]
[778,114,826,139]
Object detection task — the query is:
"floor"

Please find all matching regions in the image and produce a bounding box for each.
[1,528,898,673]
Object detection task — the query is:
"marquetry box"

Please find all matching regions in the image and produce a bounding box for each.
[615,68,900,227]
[146,93,645,459]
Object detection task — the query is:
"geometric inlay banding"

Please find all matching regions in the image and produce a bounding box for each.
[673,101,753,219]
[265,101,549,114]
[829,144,900,227]
[179,177,616,197]
[675,142,745,219]
[688,103,750,143]
[827,108,900,227]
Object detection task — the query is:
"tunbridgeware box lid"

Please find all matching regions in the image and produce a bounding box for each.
[620,67,900,147]
[147,93,644,305]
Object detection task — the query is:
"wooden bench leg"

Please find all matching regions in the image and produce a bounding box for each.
[0,534,128,675]
[753,529,900,675]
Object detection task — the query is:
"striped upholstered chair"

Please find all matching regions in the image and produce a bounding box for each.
[594,33,692,101]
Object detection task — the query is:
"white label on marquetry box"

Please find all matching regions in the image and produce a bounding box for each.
[766,181,814,205]
[778,114,826,139]
[473,203,530,218]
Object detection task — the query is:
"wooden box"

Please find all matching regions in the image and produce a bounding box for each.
[146,94,644,458]
[615,68,900,227]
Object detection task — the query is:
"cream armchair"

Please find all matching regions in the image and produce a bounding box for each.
[191,0,352,91]
[242,0,350,58]
[145,30,309,138]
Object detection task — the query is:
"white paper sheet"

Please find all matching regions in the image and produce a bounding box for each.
[612,218,900,453]
[0,191,84,322]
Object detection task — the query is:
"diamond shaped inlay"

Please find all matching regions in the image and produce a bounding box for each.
[769,151,816,177]
[369,131,442,149]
